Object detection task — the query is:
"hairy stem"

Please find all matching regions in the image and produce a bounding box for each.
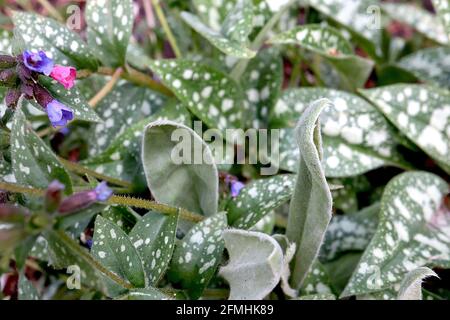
[151,0,182,58]
[107,195,204,223]
[57,157,133,188]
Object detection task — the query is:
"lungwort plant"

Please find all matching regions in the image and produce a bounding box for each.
[0,0,449,301]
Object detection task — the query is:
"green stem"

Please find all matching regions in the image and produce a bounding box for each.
[51,230,134,290]
[0,181,45,196]
[289,53,303,87]
[57,157,133,189]
[108,195,204,223]
[230,0,297,81]
[151,0,182,58]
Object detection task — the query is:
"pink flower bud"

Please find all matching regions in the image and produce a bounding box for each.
[50,65,76,89]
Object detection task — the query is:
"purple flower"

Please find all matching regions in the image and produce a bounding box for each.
[94,181,113,201]
[46,100,74,127]
[230,181,245,198]
[22,50,54,76]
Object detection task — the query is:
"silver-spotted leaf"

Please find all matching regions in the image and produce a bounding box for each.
[18,274,39,300]
[128,211,179,285]
[432,0,450,41]
[270,24,374,90]
[272,88,408,177]
[148,59,243,130]
[92,215,146,294]
[85,0,133,66]
[11,110,72,193]
[12,12,98,69]
[168,212,227,299]
[360,84,450,174]
[398,47,450,89]
[286,99,333,289]
[342,172,449,297]
[227,174,296,229]
[219,229,284,300]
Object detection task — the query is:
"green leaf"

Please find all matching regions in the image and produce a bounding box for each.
[92,215,146,291]
[18,274,39,300]
[123,287,173,300]
[192,0,233,30]
[307,0,382,58]
[102,205,138,234]
[360,84,450,174]
[148,59,243,130]
[12,12,98,69]
[168,212,227,299]
[219,229,284,300]
[11,110,72,193]
[273,88,408,177]
[0,29,12,54]
[382,3,449,45]
[321,203,380,261]
[301,260,334,296]
[142,120,219,219]
[286,99,333,289]
[242,47,283,128]
[227,174,296,229]
[85,0,133,66]
[432,0,450,41]
[44,230,106,292]
[89,83,166,155]
[270,24,374,89]
[129,211,179,285]
[342,172,449,297]
[38,76,102,124]
[297,293,336,300]
[397,267,438,300]
[181,0,255,58]
[398,47,450,89]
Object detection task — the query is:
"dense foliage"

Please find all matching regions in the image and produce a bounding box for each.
[0,0,449,300]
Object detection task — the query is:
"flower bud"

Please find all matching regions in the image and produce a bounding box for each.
[0,55,17,69]
[45,180,65,213]
[57,190,97,215]
[32,83,53,108]
[0,69,18,87]
[5,88,21,109]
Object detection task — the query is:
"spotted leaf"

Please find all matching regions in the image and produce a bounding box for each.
[219,229,284,300]
[11,110,72,193]
[286,99,333,289]
[102,205,139,234]
[0,29,12,54]
[398,47,450,90]
[432,0,450,41]
[123,287,173,300]
[88,83,166,155]
[300,261,334,296]
[129,211,179,285]
[242,47,283,128]
[273,88,407,178]
[142,120,219,224]
[18,274,39,300]
[270,24,374,90]
[307,0,383,58]
[86,0,133,66]
[38,76,102,124]
[168,212,227,299]
[148,59,243,130]
[341,172,449,297]
[382,3,448,45]
[360,84,450,174]
[227,174,296,229]
[321,203,380,261]
[181,0,255,58]
[92,215,146,295]
[12,12,98,69]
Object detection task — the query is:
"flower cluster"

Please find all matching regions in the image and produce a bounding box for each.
[0,50,77,127]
